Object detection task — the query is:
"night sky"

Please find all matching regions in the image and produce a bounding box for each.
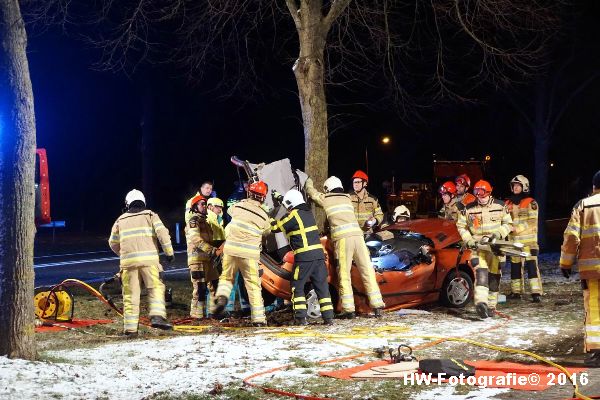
[27,1,600,234]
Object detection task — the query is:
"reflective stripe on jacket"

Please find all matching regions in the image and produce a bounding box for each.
[506,197,539,248]
[223,198,271,260]
[456,198,513,242]
[109,210,173,268]
[305,184,363,241]
[560,191,600,280]
[271,206,324,261]
[186,214,214,264]
[350,190,384,230]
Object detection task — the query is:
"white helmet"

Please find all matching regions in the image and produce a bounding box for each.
[282,189,305,210]
[510,175,530,193]
[323,176,343,192]
[393,205,410,221]
[125,189,146,207]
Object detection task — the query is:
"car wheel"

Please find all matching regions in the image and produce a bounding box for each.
[441,269,473,308]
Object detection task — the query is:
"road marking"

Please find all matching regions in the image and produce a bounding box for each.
[34,250,113,259]
[34,250,186,269]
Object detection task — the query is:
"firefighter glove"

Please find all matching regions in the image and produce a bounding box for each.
[272,190,284,204]
[166,254,175,263]
[466,239,476,249]
[561,268,571,279]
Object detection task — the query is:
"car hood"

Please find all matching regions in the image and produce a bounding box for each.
[387,218,462,249]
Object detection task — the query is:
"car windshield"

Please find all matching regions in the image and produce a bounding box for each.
[366,230,434,271]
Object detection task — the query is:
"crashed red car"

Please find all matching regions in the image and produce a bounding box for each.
[258,218,475,315]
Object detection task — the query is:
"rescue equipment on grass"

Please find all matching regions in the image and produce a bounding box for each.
[34,286,74,322]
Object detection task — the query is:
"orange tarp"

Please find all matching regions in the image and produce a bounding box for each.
[35,318,114,332]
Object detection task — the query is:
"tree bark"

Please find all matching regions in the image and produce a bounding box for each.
[532,79,548,249]
[291,1,329,227]
[0,0,38,359]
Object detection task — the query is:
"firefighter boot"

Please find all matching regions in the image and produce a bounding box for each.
[336,311,355,319]
[507,293,522,301]
[213,295,228,316]
[475,303,493,319]
[121,331,138,338]
[531,293,541,303]
[584,351,600,368]
[252,322,267,327]
[373,308,383,318]
[150,316,173,331]
[323,318,334,326]
[294,317,309,326]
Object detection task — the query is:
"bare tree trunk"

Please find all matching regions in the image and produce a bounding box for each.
[0,0,37,359]
[291,1,328,227]
[532,80,548,249]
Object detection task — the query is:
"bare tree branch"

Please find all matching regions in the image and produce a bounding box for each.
[323,0,351,31]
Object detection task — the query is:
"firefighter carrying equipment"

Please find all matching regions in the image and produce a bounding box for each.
[392,205,410,221]
[305,179,385,312]
[510,175,530,192]
[352,170,369,182]
[215,197,271,324]
[282,189,305,210]
[271,202,334,322]
[560,188,600,352]
[125,189,146,207]
[34,288,74,322]
[457,197,513,316]
[323,176,344,192]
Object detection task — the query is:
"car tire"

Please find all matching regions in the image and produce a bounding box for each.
[441,269,473,308]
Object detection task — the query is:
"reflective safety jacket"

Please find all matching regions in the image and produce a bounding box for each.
[457,198,513,242]
[109,210,174,268]
[456,193,477,211]
[271,204,324,261]
[184,192,200,224]
[185,213,215,265]
[223,198,271,260]
[305,184,363,241]
[506,196,539,249]
[439,198,460,221]
[207,209,226,241]
[350,190,384,230]
[560,191,600,280]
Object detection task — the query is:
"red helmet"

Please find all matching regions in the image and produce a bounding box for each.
[473,180,493,198]
[248,181,268,200]
[455,174,471,188]
[439,181,457,196]
[352,170,369,182]
[190,194,207,210]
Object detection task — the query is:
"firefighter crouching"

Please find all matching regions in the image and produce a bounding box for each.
[185,195,216,319]
[108,189,174,336]
[211,181,271,326]
[560,170,600,367]
[506,175,542,302]
[438,181,460,221]
[306,176,385,318]
[350,170,384,231]
[457,180,513,319]
[271,189,334,326]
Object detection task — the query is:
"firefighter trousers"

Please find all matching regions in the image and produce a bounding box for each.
[189,261,210,318]
[583,279,600,352]
[509,247,543,295]
[470,251,503,309]
[334,235,385,313]
[291,259,334,320]
[214,254,265,323]
[121,265,166,333]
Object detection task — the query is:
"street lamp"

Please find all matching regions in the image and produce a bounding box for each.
[366,135,391,176]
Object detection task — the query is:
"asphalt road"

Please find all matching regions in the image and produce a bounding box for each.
[34,249,189,287]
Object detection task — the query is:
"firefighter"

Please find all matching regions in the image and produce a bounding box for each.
[560,171,600,367]
[211,181,271,326]
[207,197,226,241]
[455,174,477,209]
[392,205,411,223]
[506,175,542,302]
[185,181,215,224]
[350,170,384,231]
[438,181,460,221]
[457,180,513,319]
[271,189,334,325]
[108,189,174,335]
[185,195,216,319]
[306,176,385,318]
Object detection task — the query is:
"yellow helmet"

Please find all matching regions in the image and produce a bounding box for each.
[207,197,224,207]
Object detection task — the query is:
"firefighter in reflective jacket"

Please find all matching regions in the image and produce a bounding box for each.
[457,180,513,319]
[207,197,226,241]
[350,170,384,231]
[560,171,600,367]
[455,174,477,209]
[271,189,335,325]
[306,176,385,318]
[506,175,542,302]
[438,181,460,221]
[109,189,174,335]
[212,181,271,326]
[185,195,216,319]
